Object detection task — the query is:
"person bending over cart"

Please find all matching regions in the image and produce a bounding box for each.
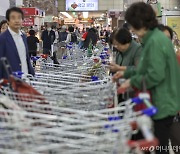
[113,2,180,154]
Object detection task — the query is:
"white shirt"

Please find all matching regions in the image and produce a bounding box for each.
[8,27,28,74]
[65,33,71,43]
[54,30,59,44]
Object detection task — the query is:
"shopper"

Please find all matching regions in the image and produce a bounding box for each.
[41,25,55,55]
[0,7,34,78]
[158,24,173,40]
[109,28,141,73]
[113,2,180,154]
[75,27,80,37]
[59,25,68,42]
[79,27,89,49]
[65,26,77,44]
[158,25,180,65]
[83,28,98,48]
[104,29,110,43]
[27,30,39,66]
[0,20,8,33]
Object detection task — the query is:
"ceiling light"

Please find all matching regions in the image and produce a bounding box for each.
[83,12,89,18]
[60,12,73,19]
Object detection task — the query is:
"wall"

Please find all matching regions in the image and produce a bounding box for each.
[23,0,58,16]
[16,0,23,7]
[0,0,10,20]
[159,0,180,10]
[0,0,23,21]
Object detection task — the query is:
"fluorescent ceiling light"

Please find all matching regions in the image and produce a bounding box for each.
[60,12,73,19]
[83,12,89,18]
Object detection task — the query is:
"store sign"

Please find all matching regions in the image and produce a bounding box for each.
[64,18,76,25]
[23,17,34,26]
[21,8,37,16]
[66,0,98,11]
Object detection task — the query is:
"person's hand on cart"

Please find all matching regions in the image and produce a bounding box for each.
[108,63,127,73]
[117,79,131,94]
[112,71,124,82]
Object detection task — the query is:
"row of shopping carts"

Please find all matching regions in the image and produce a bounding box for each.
[0,43,158,154]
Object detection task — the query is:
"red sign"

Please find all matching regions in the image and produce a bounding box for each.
[21,8,37,16]
[23,17,34,26]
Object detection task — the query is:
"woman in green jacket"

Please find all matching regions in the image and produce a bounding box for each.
[113,2,180,154]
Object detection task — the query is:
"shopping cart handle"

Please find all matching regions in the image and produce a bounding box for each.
[104,47,109,51]
[102,61,107,65]
[131,97,143,104]
[63,56,67,59]
[108,116,121,121]
[31,56,40,61]
[100,55,106,60]
[12,71,24,78]
[91,76,99,81]
[142,107,158,116]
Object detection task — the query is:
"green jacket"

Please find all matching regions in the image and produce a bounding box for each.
[116,40,142,69]
[124,28,180,120]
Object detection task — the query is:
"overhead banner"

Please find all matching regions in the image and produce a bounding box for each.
[66,0,98,11]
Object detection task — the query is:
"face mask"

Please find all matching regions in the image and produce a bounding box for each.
[47,28,51,31]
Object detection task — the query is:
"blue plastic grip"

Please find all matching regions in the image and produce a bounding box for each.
[131,97,143,104]
[63,56,67,59]
[12,71,24,78]
[100,55,105,60]
[31,56,40,61]
[142,107,158,116]
[104,47,109,51]
[91,76,99,81]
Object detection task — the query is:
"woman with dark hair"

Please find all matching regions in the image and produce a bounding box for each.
[83,28,98,48]
[158,24,174,40]
[109,28,141,73]
[113,2,180,154]
[27,30,39,66]
[0,20,8,33]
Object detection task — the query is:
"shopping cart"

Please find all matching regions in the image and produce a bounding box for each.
[0,88,158,154]
[0,51,158,154]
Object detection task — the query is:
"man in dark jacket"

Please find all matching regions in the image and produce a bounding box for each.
[0,7,34,79]
[41,25,55,55]
[83,28,98,48]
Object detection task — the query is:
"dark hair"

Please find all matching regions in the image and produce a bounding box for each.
[88,28,96,33]
[109,29,117,46]
[86,28,89,32]
[6,7,24,21]
[114,28,132,45]
[125,2,158,30]
[29,30,35,36]
[68,26,74,33]
[0,20,7,32]
[157,24,173,40]
[122,23,130,31]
